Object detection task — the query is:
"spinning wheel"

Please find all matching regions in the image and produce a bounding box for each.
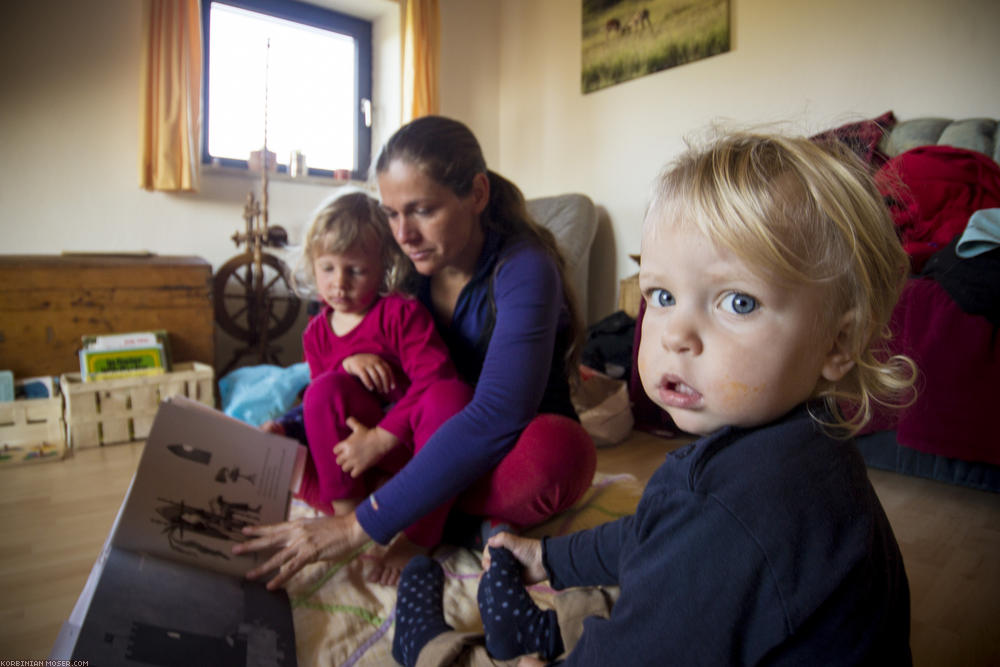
[213,251,300,349]
[214,190,302,376]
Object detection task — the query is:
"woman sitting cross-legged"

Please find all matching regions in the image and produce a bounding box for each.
[234,115,597,587]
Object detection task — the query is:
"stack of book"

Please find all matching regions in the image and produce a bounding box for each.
[79,330,172,382]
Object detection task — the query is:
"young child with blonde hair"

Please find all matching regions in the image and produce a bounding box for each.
[392,132,916,665]
[263,191,471,583]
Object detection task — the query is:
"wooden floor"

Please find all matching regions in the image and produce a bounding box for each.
[1,431,998,664]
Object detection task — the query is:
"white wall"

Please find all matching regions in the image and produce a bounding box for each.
[439,1,502,166]
[3,0,999,336]
[1,0,399,369]
[1,0,398,268]
[438,0,1000,322]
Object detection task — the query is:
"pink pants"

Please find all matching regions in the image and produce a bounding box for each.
[299,370,596,547]
[300,369,470,499]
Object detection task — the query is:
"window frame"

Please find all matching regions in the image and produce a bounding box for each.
[200,0,373,180]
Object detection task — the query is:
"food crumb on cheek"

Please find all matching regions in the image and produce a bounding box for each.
[719,380,763,406]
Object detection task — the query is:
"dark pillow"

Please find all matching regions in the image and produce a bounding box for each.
[812,111,897,169]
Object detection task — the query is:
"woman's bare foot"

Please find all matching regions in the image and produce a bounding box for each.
[364,534,427,586]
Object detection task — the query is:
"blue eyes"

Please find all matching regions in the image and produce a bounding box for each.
[649,289,674,308]
[723,293,757,315]
[646,289,758,315]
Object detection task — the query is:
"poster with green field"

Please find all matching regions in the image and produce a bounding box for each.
[582,0,730,93]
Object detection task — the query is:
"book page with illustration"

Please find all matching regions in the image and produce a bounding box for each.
[112,396,306,577]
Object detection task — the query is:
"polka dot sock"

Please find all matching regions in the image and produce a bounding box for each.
[477,546,564,661]
[392,555,453,667]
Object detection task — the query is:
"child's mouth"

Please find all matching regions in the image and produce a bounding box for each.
[658,376,703,409]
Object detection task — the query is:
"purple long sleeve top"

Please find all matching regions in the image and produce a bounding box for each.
[355,231,575,544]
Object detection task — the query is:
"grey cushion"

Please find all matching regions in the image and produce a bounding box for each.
[940,118,998,159]
[527,193,598,318]
[882,117,999,163]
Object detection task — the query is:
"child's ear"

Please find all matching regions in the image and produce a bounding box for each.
[821,310,857,382]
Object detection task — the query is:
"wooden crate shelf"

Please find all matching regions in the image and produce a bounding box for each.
[0,396,66,466]
[61,362,215,449]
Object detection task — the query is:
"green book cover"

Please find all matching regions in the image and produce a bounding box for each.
[81,330,173,371]
[79,346,166,382]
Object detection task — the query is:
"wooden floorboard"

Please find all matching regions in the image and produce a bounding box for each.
[0,432,997,664]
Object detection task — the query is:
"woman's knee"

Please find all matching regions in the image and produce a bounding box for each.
[519,414,596,479]
[518,415,597,513]
[460,414,595,522]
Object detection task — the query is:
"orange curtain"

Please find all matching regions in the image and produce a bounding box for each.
[138,0,202,192]
[402,0,439,121]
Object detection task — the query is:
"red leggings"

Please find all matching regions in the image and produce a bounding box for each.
[456,414,596,528]
[299,370,596,547]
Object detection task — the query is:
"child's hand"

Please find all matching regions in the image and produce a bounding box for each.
[342,354,396,394]
[333,418,400,478]
[482,532,547,585]
[260,420,285,436]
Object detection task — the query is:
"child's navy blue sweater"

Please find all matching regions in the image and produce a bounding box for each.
[544,405,912,666]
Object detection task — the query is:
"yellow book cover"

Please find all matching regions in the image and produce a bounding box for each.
[80,346,166,382]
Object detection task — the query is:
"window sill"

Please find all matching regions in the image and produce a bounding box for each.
[201,162,367,187]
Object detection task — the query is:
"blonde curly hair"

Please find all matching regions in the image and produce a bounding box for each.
[646,132,917,436]
[299,190,411,296]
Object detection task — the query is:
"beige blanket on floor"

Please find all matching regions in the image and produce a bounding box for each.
[284,473,643,666]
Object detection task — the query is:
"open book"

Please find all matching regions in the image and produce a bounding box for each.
[51,396,308,666]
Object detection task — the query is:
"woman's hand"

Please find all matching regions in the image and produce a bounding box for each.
[334,419,400,478]
[482,532,547,585]
[342,353,396,394]
[233,512,368,590]
[518,658,547,667]
[260,420,285,436]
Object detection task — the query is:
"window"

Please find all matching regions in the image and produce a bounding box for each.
[201,0,372,179]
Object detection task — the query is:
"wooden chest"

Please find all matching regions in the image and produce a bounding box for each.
[0,254,215,378]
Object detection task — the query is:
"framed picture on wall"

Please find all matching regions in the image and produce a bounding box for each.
[581,0,731,94]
